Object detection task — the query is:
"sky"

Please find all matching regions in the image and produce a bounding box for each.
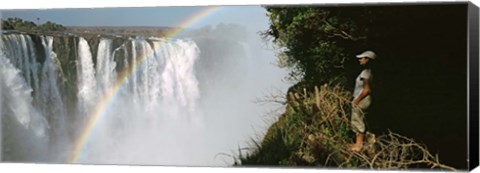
[1,0,478,34]
[1,6,271,33]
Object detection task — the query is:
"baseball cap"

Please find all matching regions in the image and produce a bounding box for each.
[356,50,376,60]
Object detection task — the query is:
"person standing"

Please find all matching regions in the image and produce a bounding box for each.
[348,50,376,152]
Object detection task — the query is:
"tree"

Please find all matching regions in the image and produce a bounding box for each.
[1,17,66,32]
[39,21,65,31]
[2,19,14,30]
[260,4,468,169]
[262,7,375,91]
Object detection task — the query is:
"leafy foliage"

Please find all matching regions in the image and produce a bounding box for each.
[2,18,66,32]
[239,5,466,169]
[262,6,375,90]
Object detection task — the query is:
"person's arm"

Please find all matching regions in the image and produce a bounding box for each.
[353,77,370,105]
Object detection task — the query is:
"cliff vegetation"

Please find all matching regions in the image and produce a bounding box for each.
[237,85,455,171]
[235,4,467,170]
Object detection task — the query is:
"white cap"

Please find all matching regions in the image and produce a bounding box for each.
[356,50,376,60]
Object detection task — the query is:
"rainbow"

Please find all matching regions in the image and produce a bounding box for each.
[69,6,222,163]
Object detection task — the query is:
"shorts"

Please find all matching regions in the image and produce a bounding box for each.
[351,95,371,134]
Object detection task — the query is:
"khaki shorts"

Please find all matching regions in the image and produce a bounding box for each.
[351,95,371,134]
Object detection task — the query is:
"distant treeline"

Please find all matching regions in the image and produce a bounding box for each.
[1,18,173,37]
[67,26,172,37]
[2,18,67,32]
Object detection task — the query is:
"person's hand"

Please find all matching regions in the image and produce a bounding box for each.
[352,99,360,106]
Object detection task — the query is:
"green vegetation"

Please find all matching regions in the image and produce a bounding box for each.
[239,86,353,166]
[2,18,67,32]
[259,5,461,91]
[261,7,374,90]
[236,5,463,170]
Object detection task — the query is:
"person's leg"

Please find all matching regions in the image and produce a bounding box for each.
[351,133,364,152]
[351,106,366,134]
[349,96,370,152]
[349,106,365,152]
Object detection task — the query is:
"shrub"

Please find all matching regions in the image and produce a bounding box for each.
[237,85,455,171]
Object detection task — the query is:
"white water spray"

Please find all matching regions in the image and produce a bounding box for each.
[78,38,205,165]
[96,38,117,95]
[39,36,69,161]
[1,30,288,166]
[76,37,98,123]
[0,34,50,162]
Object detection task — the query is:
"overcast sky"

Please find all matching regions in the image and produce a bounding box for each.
[1,6,270,32]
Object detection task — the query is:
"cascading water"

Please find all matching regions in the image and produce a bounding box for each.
[0,30,288,166]
[0,34,50,162]
[76,37,98,125]
[95,38,116,97]
[38,36,69,161]
[78,37,205,165]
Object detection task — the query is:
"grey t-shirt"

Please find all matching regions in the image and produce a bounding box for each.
[353,69,372,99]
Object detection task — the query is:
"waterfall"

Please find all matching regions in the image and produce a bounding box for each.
[156,39,200,117]
[0,34,49,135]
[38,36,69,161]
[0,34,50,161]
[65,37,204,165]
[96,38,117,96]
[1,35,38,88]
[0,32,288,166]
[76,37,98,124]
[130,39,138,103]
[133,39,153,103]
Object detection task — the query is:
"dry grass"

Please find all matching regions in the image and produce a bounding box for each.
[239,85,456,171]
